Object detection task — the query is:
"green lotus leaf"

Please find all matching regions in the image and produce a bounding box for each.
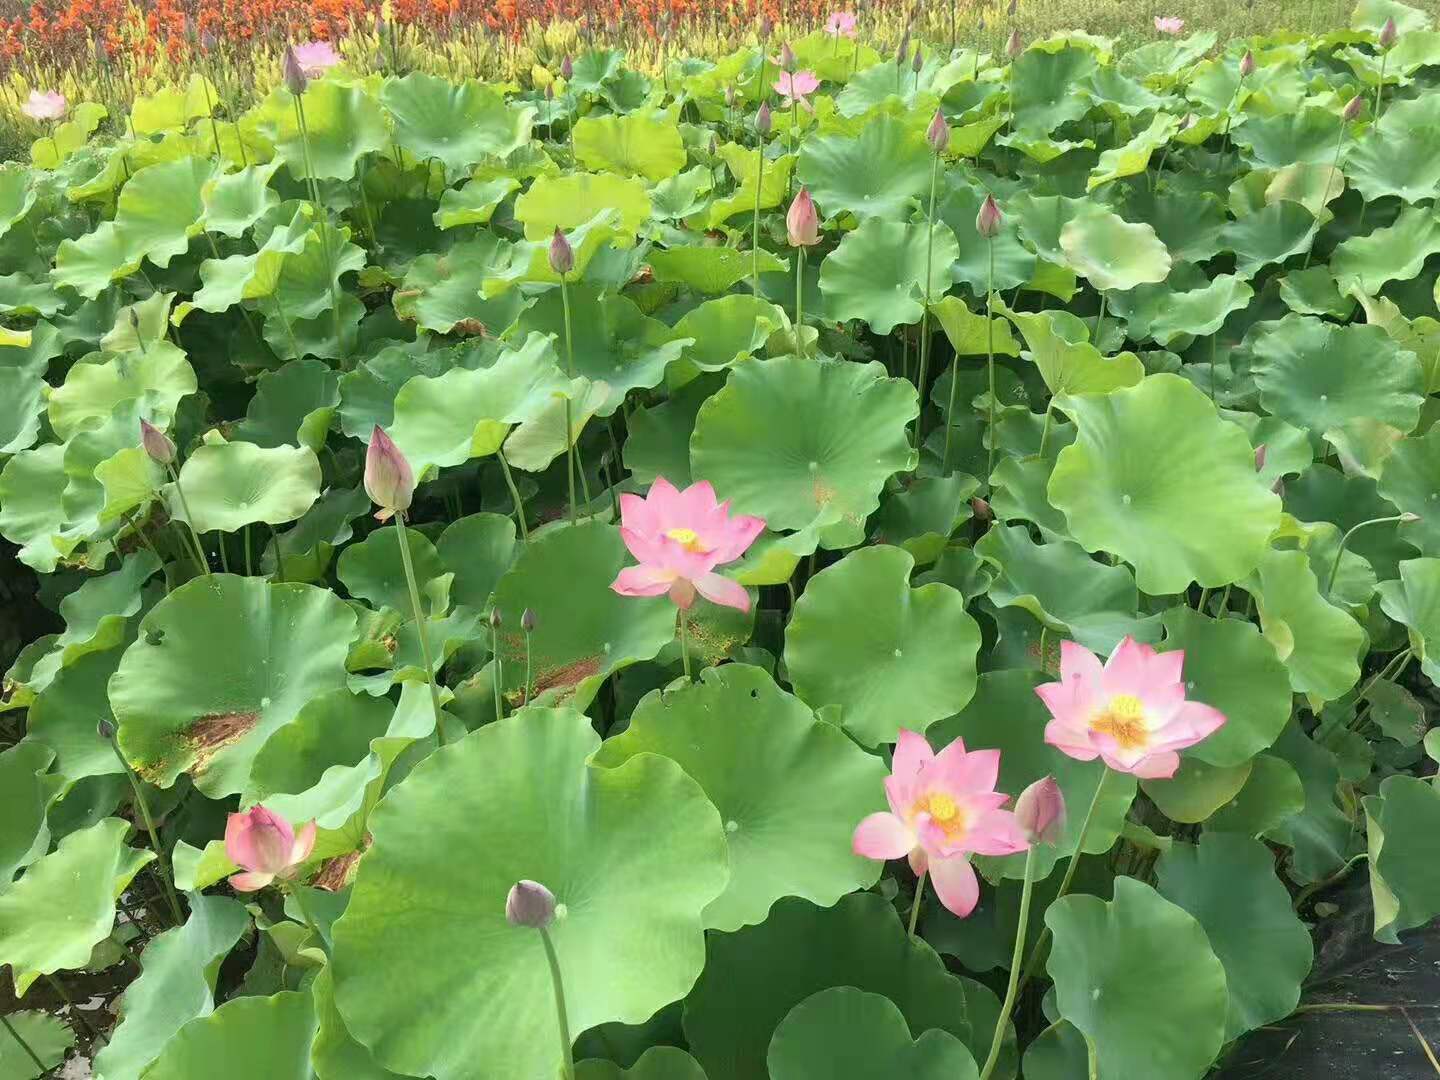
[1247,548,1364,702]
[259,220,367,322]
[312,966,420,1080]
[110,575,355,795]
[650,247,788,295]
[435,513,516,612]
[1155,834,1313,1038]
[1046,877,1228,1080]
[0,818,153,995]
[199,159,283,238]
[0,444,72,572]
[1232,107,1344,167]
[1018,1021,1088,1080]
[706,144,795,228]
[1353,292,1440,394]
[690,356,917,548]
[1377,558,1440,685]
[649,165,714,221]
[0,1010,73,1078]
[1344,103,1440,204]
[1010,45,1099,134]
[1278,266,1355,318]
[382,73,533,180]
[1377,427,1440,555]
[481,208,624,294]
[258,81,390,181]
[167,442,321,534]
[996,302,1143,396]
[1262,721,1351,882]
[1364,775,1440,943]
[767,988,979,1080]
[0,742,59,887]
[1049,374,1282,593]
[337,527,446,617]
[930,297,1019,357]
[130,74,218,135]
[683,893,1005,1080]
[498,378,611,473]
[48,342,196,441]
[1206,753,1305,836]
[1058,208,1171,294]
[624,376,719,487]
[1136,274,1255,348]
[191,207,312,313]
[29,99,106,168]
[92,894,250,1080]
[515,171,650,239]
[576,1048,707,1080]
[233,359,341,452]
[27,643,128,783]
[1332,205,1440,295]
[0,165,35,242]
[0,273,63,320]
[262,484,369,583]
[1220,201,1316,277]
[573,110,686,181]
[434,176,520,229]
[1249,315,1423,436]
[337,345,469,439]
[141,990,317,1080]
[332,708,728,1080]
[987,454,1070,542]
[1142,756,1253,823]
[933,184,1037,296]
[671,296,788,374]
[797,114,933,221]
[1088,112,1182,191]
[870,474,976,566]
[393,234,530,337]
[818,216,960,335]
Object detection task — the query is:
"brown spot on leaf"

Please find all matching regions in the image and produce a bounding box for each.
[451,318,490,337]
[184,711,260,775]
[532,656,602,698]
[312,848,364,891]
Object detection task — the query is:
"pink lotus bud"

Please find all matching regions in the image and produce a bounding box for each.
[225,805,316,891]
[365,425,414,514]
[140,419,175,465]
[927,108,950,153]
[506,879,556,928]
[1015,776,1066,844]
[779,42,797,71]
[1343,94,1364,121]
[522,607,537,632]
[282,45,308,95]
[970,496,993,524]
[1380,16,1397,47]
[756,101,772,135]
[1239,50,1255,77]
[895,28,910,65]
[787,187,820,247]
[561,54,573,79]
[759,14,772,41]
[976,193,1003,239]
[1253,443,1267,472]
[1007,29,1023,58]
[1007,0,1017,14]
[548,227,574,275]
[545,83,554,100]
[912,43,924,72]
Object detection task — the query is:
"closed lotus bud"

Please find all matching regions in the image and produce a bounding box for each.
[1007,0,1017,14]
[1401,511,1421,523]
[895,29,910,65]
[490,607,503,630]
[140,419,176,465]
[548,227,574,275]
[1253,443,1267,472]
[927,108,950,153]
[725,83,736,107]
[364,426,414,513]
[282,45,308,95]
[522,607,537,632]
[978,13,986,32]
[1343,94,1364,121]
[1239,49,1255,77]
[561,54,573,79]
[756,101,772,135]
[912,43,924,72]
[970,496,993,524]
[708,134,718,156]
[545,83,554,100]
[506,879,557,928]
[780,42,797,71]
[976,193,1003,239]
[98,718,116,740]
[1006,29,1023,58]
[759,14,772,41]
[787,186,820,247]
[1015,776,1066,844]
[1380,16,1397,48]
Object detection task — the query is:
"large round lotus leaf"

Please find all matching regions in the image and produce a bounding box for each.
[0,818,153,995]
[936,185,1037,295]
[1019,1021,1088,1080]
[818,216,960,335]
[1247,548,1364,702]
[1219,201,1317,278]
[1155,606,1292,766]
[0,1011,73,1079]
[312,966,419,1080]
[784,546,979,747]
[1249,315,1424,436]
[1141,756,1253,824]
[1049,374,1280,593]
[650,248,787,295]
[1284,464,1412,578]
[141,990,317,1080]
[1057,209,1171,293]
[672,296,788,372]
[683,893,1005,1080]
[690,357,917,548]
[337,527,446,616]
[996,302,1143,397]
[0,444,70,572]
[1332,205,1440,295]
[393,235,530,337]
[1206,753,1305,836]
[1377,426,1440,556]
[92,894,250,1080]
[1232,107,1344,168]
[332,708,728,1080]
[576,1048,707,1080]
[767,988,979,1080]
[47,342,196,442]
[489,522,675,709]
[1009,46,1098,134]
[796,114,933,221]
[1046,877,1228,1080]
[1344,106,1440,204]
[573,110,685,181]
[436,513,517,611]
[258,81,390,182]
[1377,558,1440,685]
[1364,775,1440,944]
[515,172,650,239]
[1156,833,1313,1039]
[0,742,58,886]
[928,670,1138,883]
[381,74,533,180]
[110,575,356,796]
[233,359,341,452]
[168,442,322,534]
[593,664,885,931]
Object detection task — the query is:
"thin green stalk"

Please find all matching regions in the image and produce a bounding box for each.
[1374,50,1389,123]
[1304,119,1349,270]
[497,449,529,541]
[907,869,928,937]
[43,974,98,1040]
[1325,514,1412,596]
[794,247,806,356]
[217,537,231,574]
[165,464,211,576]
[1196,586,1210,613]
[539,927,575,1080]
[979,846,1038,1080]
[523,628,533,707]
[243,525,253,576]
[269,522,286,583]
[1092,291,1108,348]
[107,730,184,924]
[396,511,452,745]
[985,241,997,475]
[293,94,341,344]
[750,108,766,294]
[200,75,223,161]
[679,609,692,679]
[490,616,504,724]
[1217,583,1232,613]
[123,511,169,593]
[1,1004,50,1073]
[1038,402,1055,458]
[1209,330,1218,403]
[559,274,578,525]
[915,152,940,441]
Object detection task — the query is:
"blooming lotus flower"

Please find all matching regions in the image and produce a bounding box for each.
[774,69,820,111]
[1153,15,1184,33]
[610,476,764,612]
[365,425,414,519]
[825,11,858,38]
[852,731,1029,917]
[225,805,317,892]
[292,40,341,78]
[21,90,66,122]
[787,187,820,247]
[1035,637,1226,779]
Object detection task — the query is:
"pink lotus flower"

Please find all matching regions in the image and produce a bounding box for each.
[1035,637,1226,779]
[1153,15,1185,33]
[610,476,763,612]
[224,805,317,892]
[825,11,858,37]
[21,90,66,122]
[852,731,1029,917]
[292,40,341,78]
[774,69,820,111]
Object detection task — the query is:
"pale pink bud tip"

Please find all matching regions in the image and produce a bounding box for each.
[140,419,176,466]
[780,42,797,71]
[976,194,1003,239]
[548,227,574,275]
[1006,30,1023,58]
[1239,50,1255,77]
[364,425,414,513]
[912,44,924,72]
[970,496,993,524]
[561,54,573,79]
[927,109,950,154]
[787,187,820,248]
[1015,776,1066,844]
[506,879,556,927]
[282,46,308,95]
[1253,443,1267,472]
[1380,16,1398,48]
[1343,95,1364,121]
[756,102,773,135]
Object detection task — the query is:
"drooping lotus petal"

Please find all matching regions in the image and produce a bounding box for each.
[1153,15,1185,33]
[225,805,316,892]
[21,90,66,122]
[292,39,341,77]
[927,853,981,917]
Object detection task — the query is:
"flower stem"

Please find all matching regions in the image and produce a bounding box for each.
[106,729,184,925]
[538,926,575,1080]
[43,973,98,1040]
[396,511,452,745]
[0,1013,47,1074]
[751,131,766,296]
[1325,514,1411,597]
[496,449,529,542]
[123,510,169,593]
[1374,50,1389,123]
[523,627,533,708]
[1092,291,1108,348]
[985,240,997,476]
[559,273,578,526]
[166,464,211,577]
[907,869,928,938]
[1304,120,1349,270]
[490,616,504,724]
[978,846,1037,1080]
[915,152,939,444]
[679,609,692,679]
[794,246,806,357]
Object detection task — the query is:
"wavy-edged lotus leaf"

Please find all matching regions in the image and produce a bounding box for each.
[624,380,718,489]
[1046,877,1228,1080]
[1010,45,1099,134]
[767,988,979,1080]
[232,358,341,452]
[1278,266,1355,318]
[200,159,283,238]
[337,527,446,617]
[1344,104,1440,204]
[818,216,959,335]
[706,144,795,229]
[332,708,727,1080]
[257,220,366,323]
[576,1047,707,1080]
[191,206,312,313]
[48,342,196,442]
[690,357,917,548]
[92,894,250,1080]
[0,367,45,456]
[1377,558,1440,685]
[434,176,520,229]
[1247,548,1364,702]
[649,165,714,221]
[936,184,1037,296]
[1049,374,1282,593]
[1206,753,1305,836]
[1231,107,1344,168]
[870,474,976,566]
[0,444,75,572]
[1249,315,1424,437]
[130,74,218,135]
[26,644,128,782]
[1155,833,1313,1038]
[930,669,1138,882]
[382,73,533,180]
[996,301,1143,397]
[1352,292,1440,395]
[262,484,370,583]
[784,546,979,746]
[1142,756,1253,823]
[1364,775,1440,944]
[110,575,355,795]
[0,818,153,995]
[987,454,1070,541]
[141,990,317,1080]
[337,345,472,439]
[1377,427,1440,556]
[671,296,788,375]
[390,235,531,338]
[797,114,933,221]
[489,522,675,709]
[573,110,686,181]
[1264,721,1351,882]
[0,742,59,887]
[684,892,1005,1080]
[930,297,1019,358]
[1088,112,1182,190]
[312,965,420,1080]
[1332,205,1440,295]
[0,1009,73,1078]
[1018,1021,1088,1080]
[595,664,885,930]
[1220,200,1316,277]
[1135,273,1255,348]
[30,99,106,168]
[258,81,390,182]
[436,513,517,611]
[167,442,321,534]
[515,171,650,239]
[650,247,788,296]
[1058,209,1171,293]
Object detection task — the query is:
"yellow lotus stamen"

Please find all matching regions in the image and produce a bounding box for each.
[665,527,708,553]
[915,792,968,839]
[1091,694,1149,750]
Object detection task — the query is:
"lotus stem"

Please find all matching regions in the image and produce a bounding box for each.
[164,463,211,577]
[906,868,928,938]
[496,449,529,542]
[106,728,185,925]
[1374,49,1388,123]
[395,510,452,745]
[915,151,939,444]
[559,272,578,526]
[1304,119,1349,270]
[292,93,342,346]
[0,1012,48,1074]
[43,973,98,1040]
[1326,514,1414,597]
[523,628,533,708]
[679,609,692,679]
[122,510,169,594]
[490,613,504,724]
[539,926,575,1080]
[794,246,806,357]
[979,845,1038,1080]
[985,240,997,475]
[1092,291,1108,348]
